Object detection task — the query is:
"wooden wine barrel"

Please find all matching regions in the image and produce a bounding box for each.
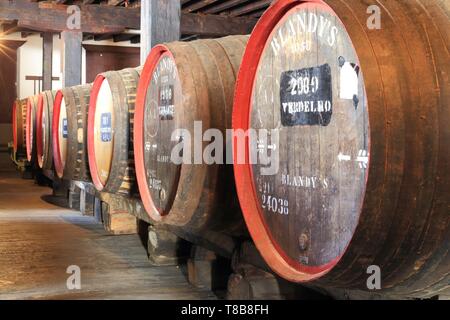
[12,98,28,156]
[36,90,56,170]
[134,36,248,232]
[52,84,92,181]
[232,0,449,297]
[25,95,39,163]
[87,67,141,195]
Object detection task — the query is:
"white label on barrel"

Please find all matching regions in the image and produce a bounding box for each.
[62,118,68,138]
[159,85,175,120]
[250,4,369,267]
[100,112,112,142]
[280,64,333,126]
[339,57,360,102]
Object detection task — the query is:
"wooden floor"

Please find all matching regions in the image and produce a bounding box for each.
[0,152,216,300]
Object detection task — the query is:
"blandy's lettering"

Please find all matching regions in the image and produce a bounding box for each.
[152,56,177,84]
[281,173,330,189]
[271,12,339,56]
[152,55,178,120]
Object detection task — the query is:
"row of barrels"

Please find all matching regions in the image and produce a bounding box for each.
[12,0,448,297]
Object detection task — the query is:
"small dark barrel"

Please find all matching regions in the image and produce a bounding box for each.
[25,95,39,163]
[36,90,56,170]
[87,67,141,195]
[52,84,92,181]
[232,0,449,297]
[12,98,28,157]
[134,36,248,232]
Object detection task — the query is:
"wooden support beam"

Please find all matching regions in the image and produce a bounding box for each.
[1,22,18,36]
[203,0,267,14]
[21,32,34,38]
[140,0,180,64]
[42,33,53,91]
[181,12,256,37]
[227,0,272,17]
[183,0,221,13]
[108,0,126,5]
[93,33,114,41]
[0,0,256,44]
[61,31,82,87]
[112,33,136,42]
[130,35,140,44]
[0,0,139,34]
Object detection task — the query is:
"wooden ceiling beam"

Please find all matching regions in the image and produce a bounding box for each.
[0,0,257,37]
[183,0,221,13]
[108,0,126,6]
[0,0,139,34]
[227,0,272,17]
[130,35,140,44]
[181,12,257,36]
[113,33,136,42]
[202,0,247,14]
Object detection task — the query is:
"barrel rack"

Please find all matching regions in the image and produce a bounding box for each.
[41,167,317,299]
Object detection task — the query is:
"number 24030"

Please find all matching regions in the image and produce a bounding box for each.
[261,195,289,215]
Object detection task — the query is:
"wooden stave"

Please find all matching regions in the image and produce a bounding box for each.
[320,0,450,296]
[231,0,449,297]
[12,99,27,155]
[88,67,141,195]
[25,95,39,163]
[12,101,17,152]
[36,90,56,170]
[135,36,248,233]
[68,84,92,182]
[373,0,450,297]
[52,85,92,181]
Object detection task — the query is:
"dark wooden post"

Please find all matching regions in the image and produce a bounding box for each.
[42,33,53,91]
[61,31,82,87]
[140,0,180,64]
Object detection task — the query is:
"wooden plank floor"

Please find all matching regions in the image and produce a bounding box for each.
[0,152,216,300]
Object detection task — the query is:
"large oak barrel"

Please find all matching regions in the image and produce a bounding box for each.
[134,36,248,232]
[87,67,141,195]
[12,98,28,157]
[36,90,56,170]
[52,84,92,181]
[25,95,39,163]
[232,0,449,297]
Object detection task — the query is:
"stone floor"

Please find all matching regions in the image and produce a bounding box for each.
[0,152,216,300]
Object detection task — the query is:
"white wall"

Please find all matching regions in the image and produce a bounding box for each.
[0,33,62,145]
[1,30,140,97]
[0,31,138,146]
[1,32,139,96]
[17,34,63,99]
